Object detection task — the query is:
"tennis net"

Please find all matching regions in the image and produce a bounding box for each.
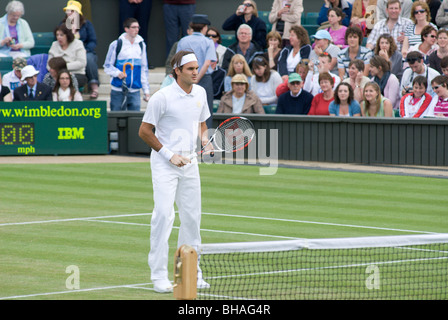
[197,234,448,300]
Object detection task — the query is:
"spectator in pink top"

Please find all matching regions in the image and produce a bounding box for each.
[431,75,448,117]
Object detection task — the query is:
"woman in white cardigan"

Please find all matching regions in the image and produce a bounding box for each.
[47,24,87,88]
[250,56,283,105]
[268,0,303,47]
[0,1,34,58]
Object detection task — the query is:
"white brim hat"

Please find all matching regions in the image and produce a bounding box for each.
[20,65,39,81]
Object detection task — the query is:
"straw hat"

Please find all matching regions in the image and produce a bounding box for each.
[231,74,249,84]
[64,1,83,15]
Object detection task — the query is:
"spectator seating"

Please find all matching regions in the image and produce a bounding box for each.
[221,33,236,47]
[302,12,319,38]
[31,32,55,55]
[263,105,277,114]
[258,11,272,33]
[0,56,13,76]
[305,12,319,25]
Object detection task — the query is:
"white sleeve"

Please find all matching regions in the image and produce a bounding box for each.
[142,92,167,126]
[198,88,211,124]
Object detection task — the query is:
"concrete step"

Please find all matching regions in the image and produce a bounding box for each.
[88,67,165,110]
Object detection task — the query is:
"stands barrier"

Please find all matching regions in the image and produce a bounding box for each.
[107,112,448,167]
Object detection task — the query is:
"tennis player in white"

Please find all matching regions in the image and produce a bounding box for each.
[139,50,211,293]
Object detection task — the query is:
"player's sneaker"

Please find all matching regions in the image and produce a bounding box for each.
[153,279,173,293]
[197,278,210,289]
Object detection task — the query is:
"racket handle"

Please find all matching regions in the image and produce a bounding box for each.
[188,153,197,160]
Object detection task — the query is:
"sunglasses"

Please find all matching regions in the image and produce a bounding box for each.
[426,34,437,38]
[432,85,442,90]
[207,34,218,38]
[414,9,426,14]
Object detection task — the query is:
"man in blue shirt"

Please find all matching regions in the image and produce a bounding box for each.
[176,14,217,128]
[276,73,313,114]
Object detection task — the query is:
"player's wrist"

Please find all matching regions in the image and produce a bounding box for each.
[158,146,174,162]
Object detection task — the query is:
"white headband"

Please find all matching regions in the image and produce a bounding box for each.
[173,53,198,69]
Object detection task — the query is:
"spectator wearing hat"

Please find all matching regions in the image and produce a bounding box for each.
[2,56,26,93]
[309,29,341,74]
[13,65,52,101]
[61,0,100,99]
[276,72,314,114]
[0,1,34,58]
[217,74,265,114]
[177,14,217,127]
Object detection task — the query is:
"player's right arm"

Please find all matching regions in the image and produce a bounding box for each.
[139,122,190,167]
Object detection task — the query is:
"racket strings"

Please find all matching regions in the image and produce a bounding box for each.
[215,118,255,152]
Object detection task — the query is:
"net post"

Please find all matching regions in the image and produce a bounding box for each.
[173,245,198,300]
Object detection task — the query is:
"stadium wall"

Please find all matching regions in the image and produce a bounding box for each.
[108,113,448,167]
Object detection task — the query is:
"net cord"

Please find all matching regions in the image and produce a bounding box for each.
[198,233,448,255]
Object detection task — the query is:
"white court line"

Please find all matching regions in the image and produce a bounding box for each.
[0,211,438,235]
[91,219,300,240]
[0,283,153,300]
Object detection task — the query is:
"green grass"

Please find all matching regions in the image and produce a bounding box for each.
[0,162,447,300]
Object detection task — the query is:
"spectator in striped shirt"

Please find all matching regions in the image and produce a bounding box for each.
[366,0,413,53]
[401,1,438,58]
[337,26,373,79]
[431,75,448,117]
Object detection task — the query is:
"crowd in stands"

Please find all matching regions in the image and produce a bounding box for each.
[1,0,448,118]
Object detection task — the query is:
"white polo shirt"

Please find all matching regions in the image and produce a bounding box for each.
[142,80,210,154]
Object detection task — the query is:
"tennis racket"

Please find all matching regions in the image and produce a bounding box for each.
[188,116,255,159]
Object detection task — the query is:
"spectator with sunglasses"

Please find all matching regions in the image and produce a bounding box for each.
[431,75,448,117]
[429,29,448,74]
[402,1,438,58]
[222,0,267,48]
[405,25,438,67]
[206,26,227,69]
[400,51,440,97]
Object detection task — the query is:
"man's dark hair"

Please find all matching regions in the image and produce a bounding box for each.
[123,17,138,29]
[171,50,195,80]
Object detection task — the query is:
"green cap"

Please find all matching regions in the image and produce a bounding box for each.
[288,73,302,83]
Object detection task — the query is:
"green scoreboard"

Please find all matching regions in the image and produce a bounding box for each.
[0,101,108,155]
